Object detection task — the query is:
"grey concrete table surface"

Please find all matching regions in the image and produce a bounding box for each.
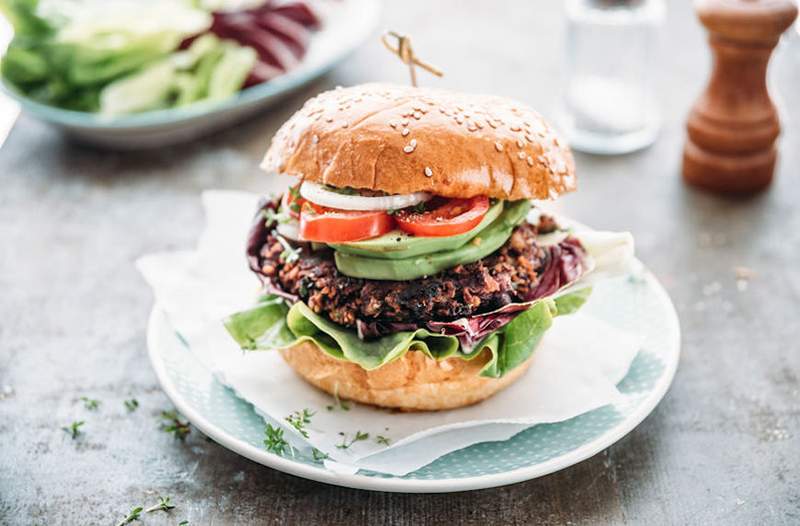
[1,1,798,525]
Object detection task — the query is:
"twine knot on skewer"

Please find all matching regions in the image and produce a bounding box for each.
[381,31,443,87]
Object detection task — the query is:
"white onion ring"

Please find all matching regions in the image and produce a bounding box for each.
[299,181,432,211]
[276,220,302,241]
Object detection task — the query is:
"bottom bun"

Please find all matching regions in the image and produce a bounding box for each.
[279,341,534,411]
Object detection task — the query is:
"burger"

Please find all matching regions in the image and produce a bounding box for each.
[224,83,633,411]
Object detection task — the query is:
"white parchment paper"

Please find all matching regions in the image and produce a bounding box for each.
[138,190,640,476]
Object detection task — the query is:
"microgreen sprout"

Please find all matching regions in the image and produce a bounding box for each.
[264,424,290,455]
[145,495,175,514]
[312,448,329,462]
[275,234,301,263]
[160,410,191,441]
[124,399,139,412]
[62,420,84,439]
[80,397,100,410]
[284,409,315,438]
[336,430,369,450]
[327,388,351,412]
[376,435,391,446]
[115,506,143,526]
[264,207,292,226]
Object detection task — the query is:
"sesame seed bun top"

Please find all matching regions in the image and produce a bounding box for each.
[261,83,576,200]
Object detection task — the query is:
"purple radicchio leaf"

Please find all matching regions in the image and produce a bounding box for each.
[426,237,588,352]
[246,197,300,304]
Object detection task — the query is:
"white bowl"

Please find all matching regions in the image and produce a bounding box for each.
[0,0,380,149]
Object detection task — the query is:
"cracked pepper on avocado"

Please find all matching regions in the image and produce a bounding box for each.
[224,83,634,411]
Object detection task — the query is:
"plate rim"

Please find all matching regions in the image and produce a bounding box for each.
[147,270,680,493]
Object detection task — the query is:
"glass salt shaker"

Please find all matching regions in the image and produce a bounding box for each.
[559,0,665,155]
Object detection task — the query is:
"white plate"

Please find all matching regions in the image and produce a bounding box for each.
[0,0,380,149]
[147,270,680,493]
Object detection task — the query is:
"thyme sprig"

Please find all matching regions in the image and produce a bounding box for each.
[145,495,175,514]
[115,506,142,526]
[160,410,191,441]
[62,420,84,439]
[264,423,291,455]
[326,389,351,412]
[80,397,100,410]
[264,207,292,226]
[336,430,369,450]
[284,409,315,438]
[275,234,301,263]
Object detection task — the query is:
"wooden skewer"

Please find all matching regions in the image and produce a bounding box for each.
[381,31,443,87]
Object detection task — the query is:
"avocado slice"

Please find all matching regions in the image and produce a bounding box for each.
[333,200,532,281]
[329,199,504,260]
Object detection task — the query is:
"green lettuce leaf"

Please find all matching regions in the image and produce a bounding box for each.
[224,288,592,379]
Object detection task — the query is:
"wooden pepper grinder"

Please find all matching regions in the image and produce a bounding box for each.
[683,0,798,194]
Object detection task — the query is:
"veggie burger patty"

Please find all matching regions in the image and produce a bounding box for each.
[255,217,560,330]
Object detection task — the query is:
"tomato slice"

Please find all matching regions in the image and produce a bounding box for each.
[395,196,490,237]
[282,184,307,219]
[299,205,394,242]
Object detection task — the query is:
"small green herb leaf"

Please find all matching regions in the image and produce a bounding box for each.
[264,424,290,455]
[312,448,329,462]
[160,410,191,441]
[284,409,315,438]
[116,506,143,526]
[336,430,369,450]
[80,397,100,410]
[264,207,292,226]
[275,234,301,263]
[124,399,139,412]
[145,495,175,514]
[376,435,391,446]
[62,420,84,439]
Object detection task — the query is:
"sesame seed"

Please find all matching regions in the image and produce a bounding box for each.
[403,139,417,153]
[424,167,433,177]
[517,139,525,148]
[402,119,409,126]
[526,156,534,166]
[326,117,333,123]
[312,135,319,144]
[342,122,349,128]
[495,142,504,152]
[413,111,422,120]
[389,120,397,129]
[402,128,410,136]
[468,124,477,132]
[518,151,526,160]
[511,125,522,132]
[455,116,464,124]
